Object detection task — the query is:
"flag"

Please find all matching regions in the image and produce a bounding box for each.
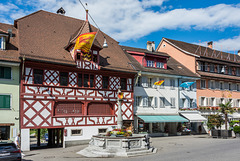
[73,32,97,61]
[154,80,164,86]
[180,82,194,88]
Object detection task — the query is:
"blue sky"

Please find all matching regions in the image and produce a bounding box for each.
[1,0,240,53]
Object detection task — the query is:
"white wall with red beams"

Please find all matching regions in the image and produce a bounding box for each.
[20,61,134,150]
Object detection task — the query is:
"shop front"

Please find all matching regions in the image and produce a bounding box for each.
[137,115,188,136]
[179,111,207,134]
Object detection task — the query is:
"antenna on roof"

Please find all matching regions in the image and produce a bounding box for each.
[57,7,66,15]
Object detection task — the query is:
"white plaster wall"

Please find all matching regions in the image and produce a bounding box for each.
[64,125,110,141]
[134,76,197,115]
[21,129,30,151]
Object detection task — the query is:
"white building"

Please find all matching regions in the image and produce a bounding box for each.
[122,42,200,136]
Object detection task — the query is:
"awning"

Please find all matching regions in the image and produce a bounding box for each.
[138,115,188,123]
[180,113,207,122]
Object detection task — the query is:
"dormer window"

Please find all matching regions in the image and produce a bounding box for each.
[156,62,164,68]
[146,60,154,67]
[0,36,6,50]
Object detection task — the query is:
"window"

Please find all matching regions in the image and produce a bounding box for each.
[120,78,127,90]
[210,98,215,106]
[148,97,153,107]
[78,73,82,87]
[0,126,10,140]
[83,74,94,88]
[136,77,141,87]
[0,66,11,79]
[210,80,215,89]
[102,76,109,89]
[34,69,43,84]
[237,99,240,107]
[0,36,6,50]
[237,84,240,91]
[220,98,224,104]
[71,129,82,136]
[146,60,155,67]
[189,99,194,108]
[148,78,153,88]
[98,128,107,135]
[170,79,175,89]
[93,50,98,63]
[204,63,208,71]
[135,96,142,106]
[229,83,232,91]
[200,80,206,89]
[156,62,164,68]
[228,67,232,75]
[198,62,203,71]
[237,68,240,76]
[60,72,68,86]
[142,97,148,107]
[181,98,186,108]
[220,82,224,90]
[210,64,214,72]
[88,103,112,115]
[170,98,175,108]
[0,95,10,109]
[55,102,82,115]
[159,97,165,108]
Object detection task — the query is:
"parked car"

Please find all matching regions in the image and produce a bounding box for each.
[0,140,22,161]
[44,133,48,141]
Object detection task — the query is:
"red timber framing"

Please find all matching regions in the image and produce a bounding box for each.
[20,61,134,129]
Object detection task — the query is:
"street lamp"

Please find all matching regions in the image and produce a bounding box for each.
[117,86,123,129]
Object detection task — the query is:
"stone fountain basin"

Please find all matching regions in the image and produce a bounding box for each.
[77,134,157,157]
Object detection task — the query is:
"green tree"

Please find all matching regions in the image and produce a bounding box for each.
[207,114,224,129]
[219,101,234,130]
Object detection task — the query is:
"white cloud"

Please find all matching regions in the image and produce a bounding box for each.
[197,36,240,53]
[1,1,240,43]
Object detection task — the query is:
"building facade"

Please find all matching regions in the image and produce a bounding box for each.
[157,38,240,128]
[122,42,199,136]
[9,10,136,151]
[0,23,20,141]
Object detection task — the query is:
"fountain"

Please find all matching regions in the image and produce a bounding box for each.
[77,87,156,157]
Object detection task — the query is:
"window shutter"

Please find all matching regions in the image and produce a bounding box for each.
[206,98,209,106]
[154,97,158,108]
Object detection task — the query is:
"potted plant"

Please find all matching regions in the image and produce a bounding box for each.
[164,124,169,136]
[177,123,182,136]
[233,126,240,137]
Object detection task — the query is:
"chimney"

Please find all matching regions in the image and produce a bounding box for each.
[147,41,155,52]
[207,41,213,49]
[238,50,240,56]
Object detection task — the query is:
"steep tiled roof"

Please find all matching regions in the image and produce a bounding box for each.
[14,10,135,73]
[162,38,240,64]
[122,46,199,78]
[0,23,20,63]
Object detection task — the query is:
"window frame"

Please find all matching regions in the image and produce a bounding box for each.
[170,97,175,108]
[102,76,109,89]
[156,62,164,68]
[0,66,11,80]
[159,97,165,108]
[0,94,11,109]
[71,129,82,136]
[120,78,127,90]
[200,80,206,89]
[60,72,68,86]
[33,69,43,84]
[146,60,155,67]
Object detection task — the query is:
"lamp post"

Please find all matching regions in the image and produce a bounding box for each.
[117,86,123,129]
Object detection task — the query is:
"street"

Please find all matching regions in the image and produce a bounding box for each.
[23,135,240,161]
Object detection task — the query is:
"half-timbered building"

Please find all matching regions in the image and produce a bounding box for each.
[14,10,135,151]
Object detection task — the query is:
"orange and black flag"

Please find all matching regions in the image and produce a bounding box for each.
[72,32,97,61]
[154,80,164,86]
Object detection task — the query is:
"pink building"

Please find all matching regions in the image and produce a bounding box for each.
[158,38,240,121]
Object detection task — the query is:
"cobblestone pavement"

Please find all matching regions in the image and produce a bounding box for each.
[23,135,240,161]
